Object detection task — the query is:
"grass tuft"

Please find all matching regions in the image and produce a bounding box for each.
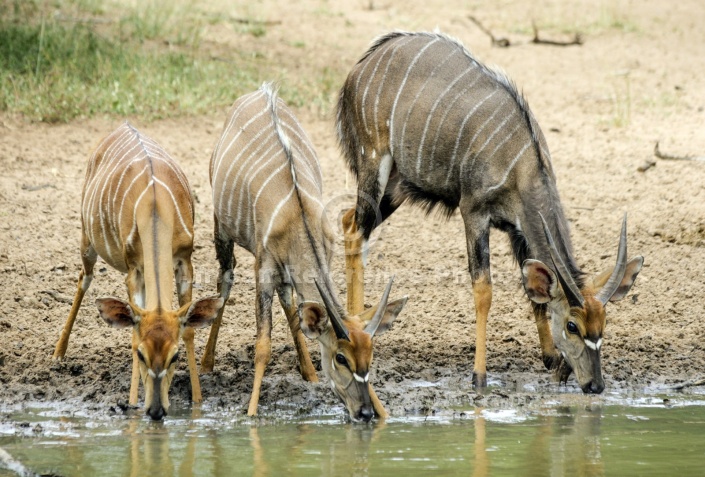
[0,0,261,122]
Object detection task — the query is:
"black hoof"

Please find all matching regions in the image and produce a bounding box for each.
[554,359,573,384]
[472,371,487,389]
[542,352,561,370]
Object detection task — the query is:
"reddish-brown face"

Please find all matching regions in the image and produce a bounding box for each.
[97,295,223,420]
[135,312,181,421]
[299,292,407,423]
[327,330,375,423]
[550,295,606,394]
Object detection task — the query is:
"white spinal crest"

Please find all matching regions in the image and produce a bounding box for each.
[82,122,193,275]
[210,84,324,253]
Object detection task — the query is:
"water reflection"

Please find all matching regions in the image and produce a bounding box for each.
[4,402,705,476]
[249,420,385,476]
[470,405,604,476]
[119,405,604,476]
[473,409,488,477]
[125,409,203,477]
[523,406,604,477]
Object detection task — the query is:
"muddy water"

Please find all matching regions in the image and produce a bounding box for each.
[1,396,705,476]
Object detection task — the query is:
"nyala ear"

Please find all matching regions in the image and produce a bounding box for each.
[179,296,224,329]
[299,302,329,339]
[522,260,559,304]
[604,256,644,302]
[96,297,139,328]
[358,296,408,336]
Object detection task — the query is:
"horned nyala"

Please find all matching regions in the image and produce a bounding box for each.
[204,83,407,421]
[336,31,643,393]
[53,123,223,420]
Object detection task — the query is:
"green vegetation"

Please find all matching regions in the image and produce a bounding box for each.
[0,1,272,122]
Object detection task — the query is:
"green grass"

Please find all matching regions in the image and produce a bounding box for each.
[0,0,264,122]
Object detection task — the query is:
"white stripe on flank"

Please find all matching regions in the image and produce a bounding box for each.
[373,36,417,147]
[388,38,439,154]
[360,41,394,136]
[214,102,270,208]
[230,140,280,236]
[252,160,289,210]
[443,88,500,183]
[280,115,318,166]
[211,92,266,182]
[354,45,379,136]
[262,184,296,248]
[484,121,522,160]
[294,183,325,210]
[485,141,531,193]
[154,177,193,239]
[128,179,155,246]
[218,130,272,218]
[418,66,480,173]
[86,139,143,233]
[221,130,277,219]
[117,163,151,237]
[473,110,514,157]
[399,47,459,161]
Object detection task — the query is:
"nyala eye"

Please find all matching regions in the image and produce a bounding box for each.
[136,350,146,363]
[567,321,579,334]
[169,352,180,366]
[335,353,348,367]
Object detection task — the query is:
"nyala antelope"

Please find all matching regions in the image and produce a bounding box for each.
[204,83,407,421]
[53,123,223,420]
[337,31,643,393]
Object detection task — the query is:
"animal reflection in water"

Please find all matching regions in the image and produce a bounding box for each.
[119,407,604,475]
[123,416,386,476]
[471,406,604,477]
[125,415,200,477]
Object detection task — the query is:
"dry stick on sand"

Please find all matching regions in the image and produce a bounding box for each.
[531,21,582,46]
[468,16,510,47]
[654,141,705,162]
[469,16,582,48]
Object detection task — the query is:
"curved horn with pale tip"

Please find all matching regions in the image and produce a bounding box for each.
[314,278,350,341]
[594,214,629,305]
[363,276,395,336]
[539,213,585,308]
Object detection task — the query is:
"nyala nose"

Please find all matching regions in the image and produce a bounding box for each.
[582,381,605,394]
[357,406,374,422]
[147,406,166,421]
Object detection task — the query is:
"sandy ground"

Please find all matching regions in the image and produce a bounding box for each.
[1,0,704,418]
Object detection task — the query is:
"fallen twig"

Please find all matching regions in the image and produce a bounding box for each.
[654,141,705,162]
[468,16,510,47]
[532,21,582,46]
[637,160,656,172]
[469,16,583,48]
[665,377,705,390]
